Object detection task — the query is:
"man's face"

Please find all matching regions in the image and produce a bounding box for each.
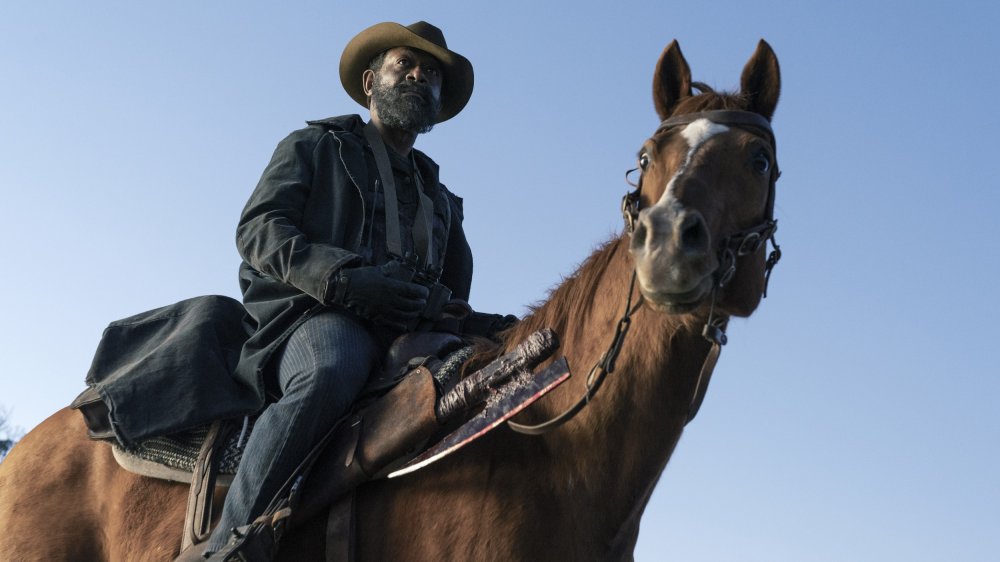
[367,47,443,134]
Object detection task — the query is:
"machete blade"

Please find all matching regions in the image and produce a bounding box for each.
[387,357,571,478]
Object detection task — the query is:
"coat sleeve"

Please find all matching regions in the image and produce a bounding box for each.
[438,187,473,302]
[236,129,361,303]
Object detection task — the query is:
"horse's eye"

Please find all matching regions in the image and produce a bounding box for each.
[752,154,770,175]
[639,153,650,170]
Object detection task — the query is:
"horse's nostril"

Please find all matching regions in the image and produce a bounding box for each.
[679,213,709,254]
[631,219,648,251]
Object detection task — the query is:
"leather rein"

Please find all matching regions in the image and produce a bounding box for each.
[508,110,781,435]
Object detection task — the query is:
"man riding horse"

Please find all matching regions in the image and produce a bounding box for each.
[0,34,783,562]
[169,21,511,560]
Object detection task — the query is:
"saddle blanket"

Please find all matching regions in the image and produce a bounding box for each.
[112,419,254,485]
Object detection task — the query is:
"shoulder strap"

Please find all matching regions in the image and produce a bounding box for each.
[410,154,435,268]
[362,121,435,266]
[363,122,404,259]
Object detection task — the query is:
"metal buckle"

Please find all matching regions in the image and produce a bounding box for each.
[717,248,737,287]
[621,190,640,233]
[736,232,762,256]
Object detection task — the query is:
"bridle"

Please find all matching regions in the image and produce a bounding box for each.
[621,109,782,314]
[622,110,781,343]
[508,110,781,435]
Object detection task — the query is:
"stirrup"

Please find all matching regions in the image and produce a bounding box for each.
[204,509,291,562]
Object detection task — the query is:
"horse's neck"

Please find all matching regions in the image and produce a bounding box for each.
[511,235,713,546]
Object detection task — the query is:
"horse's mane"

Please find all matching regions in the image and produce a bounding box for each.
[500,236,627,353]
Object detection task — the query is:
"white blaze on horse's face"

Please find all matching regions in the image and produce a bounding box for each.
[656,119,730,208]
[630,118,732,313]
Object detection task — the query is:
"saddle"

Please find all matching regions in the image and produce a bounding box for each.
[77,329,561,562]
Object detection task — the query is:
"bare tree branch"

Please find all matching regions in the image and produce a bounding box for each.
[0,405,25,462]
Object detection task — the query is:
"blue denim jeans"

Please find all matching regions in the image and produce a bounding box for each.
[205,311,381,552]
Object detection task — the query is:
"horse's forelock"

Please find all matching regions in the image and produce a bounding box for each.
[671,89,748,116]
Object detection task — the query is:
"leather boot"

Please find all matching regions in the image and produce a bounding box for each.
[290,363,441,527]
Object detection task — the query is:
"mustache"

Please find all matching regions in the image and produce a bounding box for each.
[394,82,433,98]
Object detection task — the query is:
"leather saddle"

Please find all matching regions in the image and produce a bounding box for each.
[74,327,559,562]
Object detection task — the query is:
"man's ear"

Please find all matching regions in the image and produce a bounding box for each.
[362,69,375,97]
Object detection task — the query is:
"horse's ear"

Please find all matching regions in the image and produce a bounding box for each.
[653,40,692,120]
[739,39,781,121]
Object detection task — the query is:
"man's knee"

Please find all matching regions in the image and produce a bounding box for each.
[277,312,380,406]
[285,354,368,398]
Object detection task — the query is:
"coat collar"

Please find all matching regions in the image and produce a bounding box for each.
[306,114,442,181]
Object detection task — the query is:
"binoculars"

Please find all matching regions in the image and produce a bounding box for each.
[381,254,452,328]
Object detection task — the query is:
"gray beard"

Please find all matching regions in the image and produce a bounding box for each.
[370,78,441,134]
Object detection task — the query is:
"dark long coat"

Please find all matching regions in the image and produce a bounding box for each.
[85,115,473,444]
[235,114,473,401]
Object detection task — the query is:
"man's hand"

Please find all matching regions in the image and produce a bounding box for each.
[462,312,520,341]
[331,265,429,331]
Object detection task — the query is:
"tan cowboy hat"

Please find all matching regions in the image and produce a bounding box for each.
[340,21,474,123]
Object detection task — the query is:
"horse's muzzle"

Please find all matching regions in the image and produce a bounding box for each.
[629,202,717,311]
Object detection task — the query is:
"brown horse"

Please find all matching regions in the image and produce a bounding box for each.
[0,39,781,561]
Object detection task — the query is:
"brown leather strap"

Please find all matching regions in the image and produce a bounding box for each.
[363,121,404,259]
[508,277,641,436]
[325,492,356,562]
[656,109,775,147]
[364,121,434,265]
[411,153,434,268]
[181,421,227,550]
[686,341,721,423]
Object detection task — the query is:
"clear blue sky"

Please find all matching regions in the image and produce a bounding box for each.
[2,1,998,560]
